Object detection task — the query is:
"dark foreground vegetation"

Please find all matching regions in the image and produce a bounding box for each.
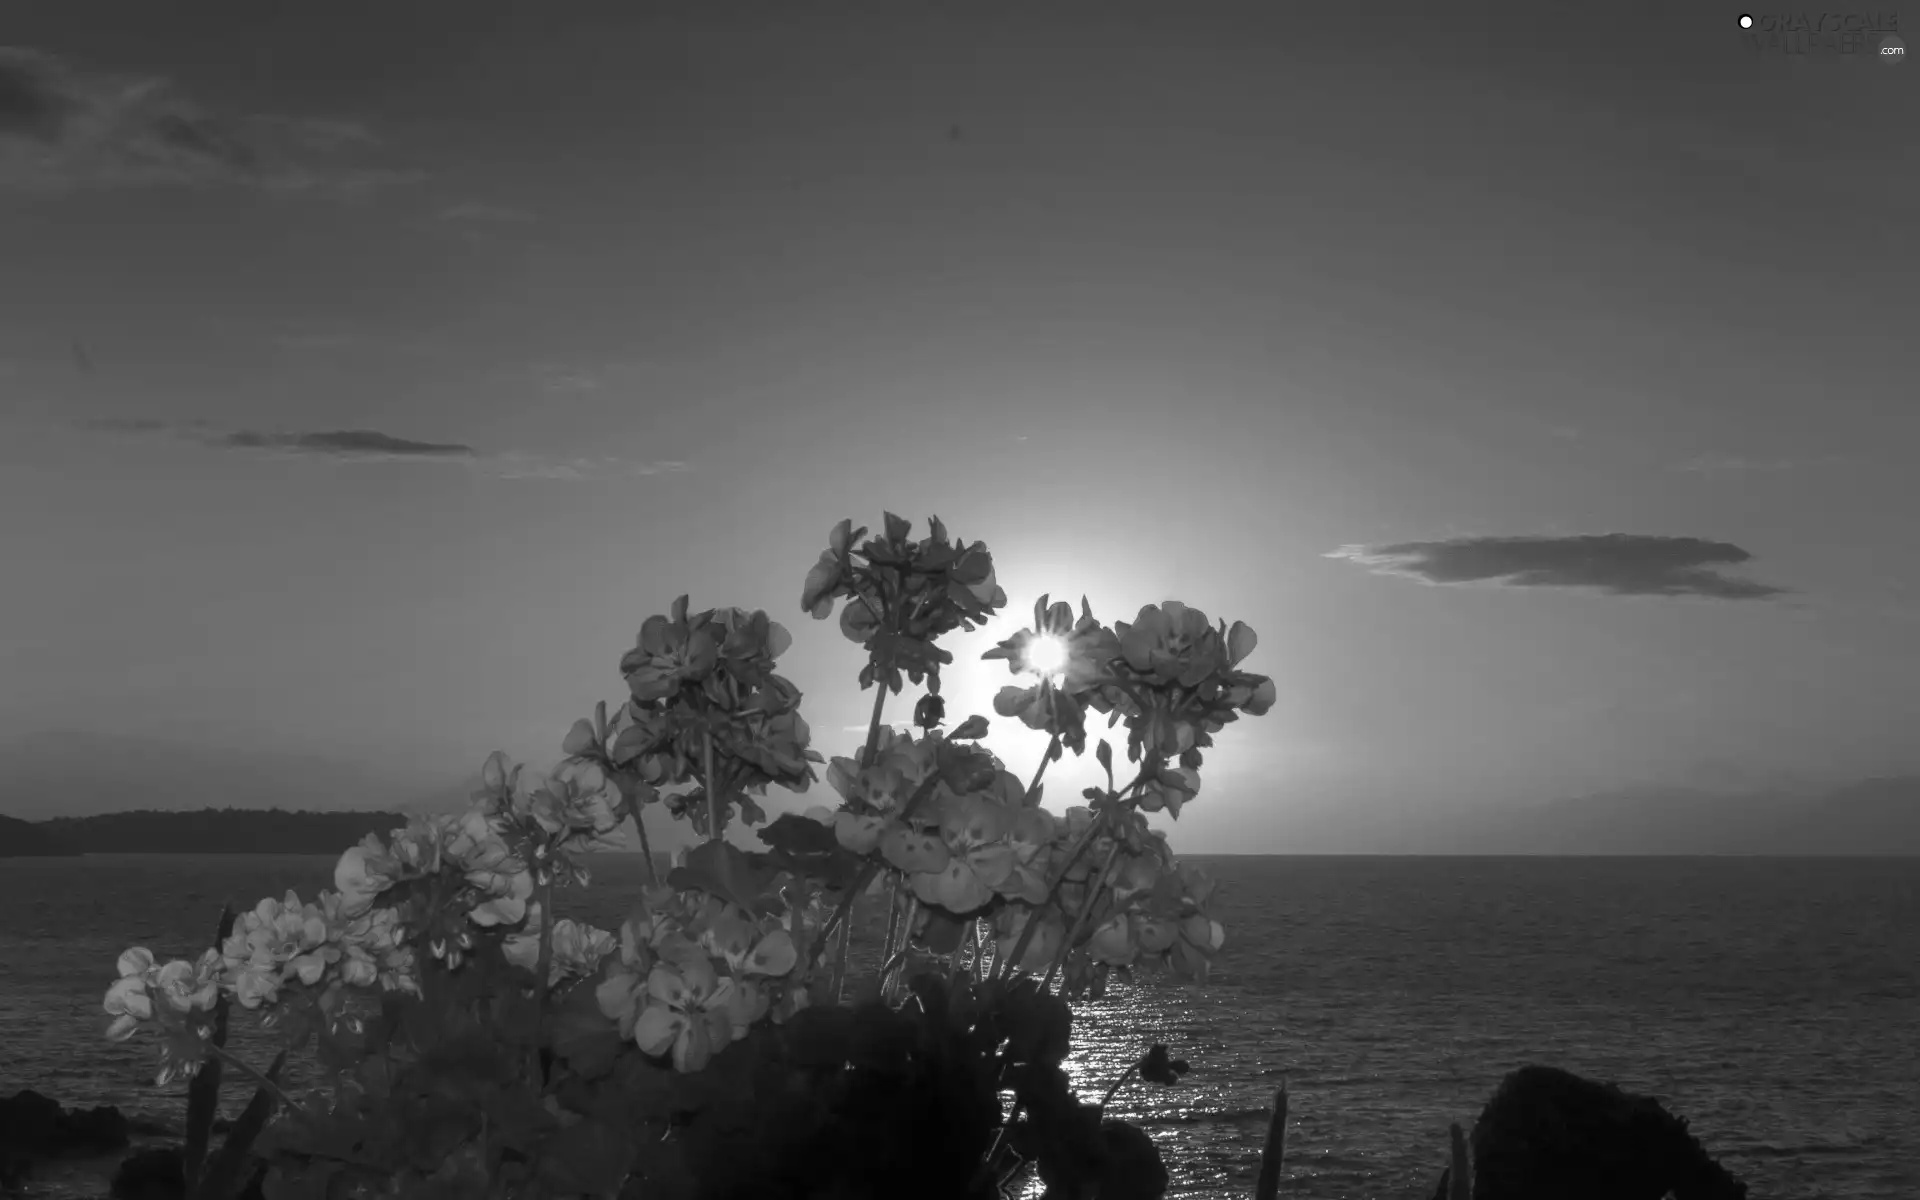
[3,1061,1750,1200]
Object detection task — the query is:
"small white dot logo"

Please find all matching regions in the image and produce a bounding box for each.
[1883,34,1907,64]
[1738,13,1754,28]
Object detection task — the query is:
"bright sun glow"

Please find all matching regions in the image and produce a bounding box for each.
[1023,633,1070,678]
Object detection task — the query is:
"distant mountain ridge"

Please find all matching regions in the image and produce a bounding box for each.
[0,813,79,856]
[20,808,411,855]
[2,732,1914,855]
[0,730,472,822]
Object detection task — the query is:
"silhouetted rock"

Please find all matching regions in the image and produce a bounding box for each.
[109,1147,185,1199]
[1097,1119,1169,1200]
[107,1146,269,1200]
[1464,1065,1747,1200]
[0,1089,131,1190]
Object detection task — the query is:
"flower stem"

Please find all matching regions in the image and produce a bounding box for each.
[205,1044,306,1119]
[878,872,903,985]
[1098,1062,1139,1111]
[994,811,1107,983]
[702,728,721,844]
[994,756,1158,983]
[883,895,918,1001]
[629,804,658,886]
[1041,839,1124,993]
[806,771,945,973]
[1023,734,1060,804]
[860,680,889,768]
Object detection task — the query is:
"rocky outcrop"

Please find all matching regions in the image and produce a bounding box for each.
[1432,1065,1749,1200]
[0,1089,130,1189]
[107,1146,268,1200]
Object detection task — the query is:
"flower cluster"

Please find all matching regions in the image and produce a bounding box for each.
[503,905,617,986]
[101,507,1267,1112]
[102,883,425,1084]
[985,595,1122,755]
[1080,857,1227,982]
[593,887,806,1072]
[334,809,533,932]
[598,597,824,836]
[985,596,1276,816]
[802,514,1008,694]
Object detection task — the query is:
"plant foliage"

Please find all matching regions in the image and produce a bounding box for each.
[98,512,1274,1199]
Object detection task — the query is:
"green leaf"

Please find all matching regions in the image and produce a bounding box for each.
[549,983,624,1082]
[916,907,968,955]
[782,1004,855,1069]
[184,904,238,1192]
[193,1050,286,1200]
[667,839,784,918]
[484,1089,558,1154]
[261,1163,342,1200]
[537,1117,636,1196]
[997,979,1072,1071]
[757,813,868,893]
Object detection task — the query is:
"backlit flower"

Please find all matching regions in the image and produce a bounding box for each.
[622,595,722,702]
[1117,602,1229,689]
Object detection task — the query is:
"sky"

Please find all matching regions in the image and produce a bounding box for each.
[1,1,1915,851]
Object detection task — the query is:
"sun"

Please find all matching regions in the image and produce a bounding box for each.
[1022,632,1069,679]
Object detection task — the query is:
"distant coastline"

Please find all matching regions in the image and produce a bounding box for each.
[0,808,410,857]
[0,814,80,857]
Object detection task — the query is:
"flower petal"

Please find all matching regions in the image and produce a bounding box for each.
[632,1002,684,1057]
[743,930,797,978]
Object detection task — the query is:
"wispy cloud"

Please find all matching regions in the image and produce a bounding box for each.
[1327,533,1789,600]
[0,47,424,199]
[77,418,687,480]
[530,364,602,394]
[438,201,537,224]
[1675,453,1845,475]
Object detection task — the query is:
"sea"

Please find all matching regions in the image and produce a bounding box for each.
[1,854,1914,1199]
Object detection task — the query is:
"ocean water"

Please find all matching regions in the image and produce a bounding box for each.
[1,853,1915,1199]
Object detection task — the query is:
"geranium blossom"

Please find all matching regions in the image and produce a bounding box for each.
[621,595,722,703]
[630,957,733,1073]
[502,906,617,985]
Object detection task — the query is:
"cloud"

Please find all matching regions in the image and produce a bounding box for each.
[77,417,686,480]
[530,364,602,394]
[220,429,475,458]
[1327,533,1788,600]
[0,47,424,199]
[482,453,688,481]
[438,201,537,224]
[1675,453,1845,475]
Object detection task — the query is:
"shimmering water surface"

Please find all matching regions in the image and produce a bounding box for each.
[2,854,1914,1198]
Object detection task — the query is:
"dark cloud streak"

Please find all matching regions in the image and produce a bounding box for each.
[1328,534,1788,600]
[0,48,72,139]
[0,46,420,199]
[74,417,686,480]
[222,429,475,458]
